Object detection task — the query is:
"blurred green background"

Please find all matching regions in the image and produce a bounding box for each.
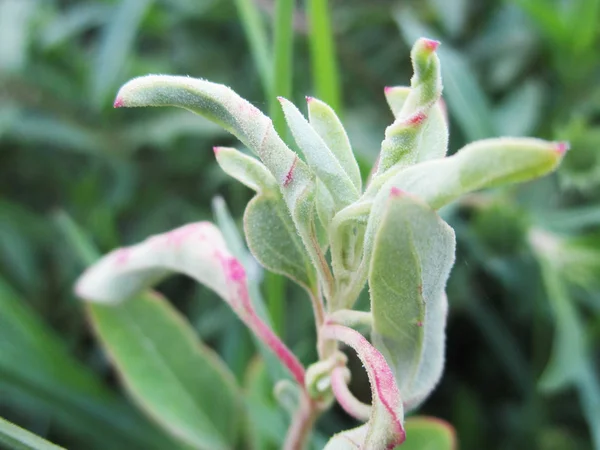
[1,0,599,448]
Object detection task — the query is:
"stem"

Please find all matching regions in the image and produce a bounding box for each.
[283,395,319,450]
[330,367,371,421]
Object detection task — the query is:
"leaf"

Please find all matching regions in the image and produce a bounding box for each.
[91,0,154,107]
[87,291,242,450]
[369,190,455,410]
[397,416,457,450]
[114,76,327,299]
[0,416,65,450]
[75,222,306,386]
[244,194,316,292]
[322,324,405,449]
[369,137,567,211]
[307,97,361,191]
[0,276,182,450]
[394,10,497,141]
[529,244,600,448]
[305,0,342,113]
[377,38,442,173]
[336,137,565,310]
[214,147,317,292]
[493,79,545,136]
[384,86,448,162]
[233,0,272,97]
[0,0,36,72]
[279,97,359,209]
[214,146,277,193]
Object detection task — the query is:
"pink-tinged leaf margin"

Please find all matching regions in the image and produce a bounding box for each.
[75,221,305,387]
[322,323,405,448]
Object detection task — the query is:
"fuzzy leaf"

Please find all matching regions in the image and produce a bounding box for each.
[323,424,368,450]
[75,222,306,387]
[115,75,326,302]
[332,137,565,310]
[87,291,241,450]
[399,416,457,450]
[377,38,442,173]
[369,190,455,410]
[307,97,362,191]
[114,76,310,189]
[322,324,405,448]
[214,147,317,291]
[244,194,316,292]
[279,97,359,209]
[369,137,567,210]
[384,86,448,162]
[213,146,277,193]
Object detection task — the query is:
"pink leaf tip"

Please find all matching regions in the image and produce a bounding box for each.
[113,97,124,108]
[384,86,393,93]
[306,95,314,103]
[213,146,221,155]
[390,187,404,197]
[555,141,570,155]
[423,38,440,52]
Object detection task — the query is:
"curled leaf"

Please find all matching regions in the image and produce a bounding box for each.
[322,324,405,448]
[384,86,448,163]
[377,38,442,173]
[76,222,306,387]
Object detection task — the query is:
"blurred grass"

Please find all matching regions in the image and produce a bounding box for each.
[1,0,599,448]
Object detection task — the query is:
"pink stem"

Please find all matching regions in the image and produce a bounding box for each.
[283,394,318,450]
[330,367,371,421]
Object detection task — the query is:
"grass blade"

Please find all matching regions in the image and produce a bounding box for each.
[306,0,342,113]
[0,416,65,450]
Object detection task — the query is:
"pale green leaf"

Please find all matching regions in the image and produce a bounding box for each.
[115,75,310,191]
[114,76,326,297]
[0,275,182,450]
[0,416,65,450]
[307,97,361,191]
[377,38,442,173]
[336,137,564,310]
[213,148,317,292]
[395,10,496,141]
[384,86,448,162]
[75,221,306,386]
[279,97,359,209]
[87,292,241,450]
[214,147,277,193]
[323,424,368,449]
[396,416,457,450]
[370,191,455,410]
[370,137,566,211]
[244,194,316,292]
[493,79,544,137]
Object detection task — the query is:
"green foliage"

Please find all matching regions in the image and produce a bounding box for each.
[2,0,600,449]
